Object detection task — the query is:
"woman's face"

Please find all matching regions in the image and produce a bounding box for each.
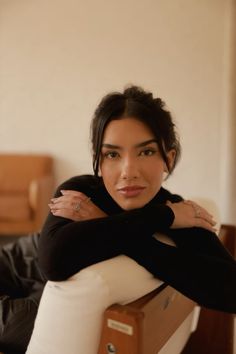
[100,117,175,210]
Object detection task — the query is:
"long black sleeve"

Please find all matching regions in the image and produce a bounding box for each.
[125,230,236,313]
[38,175,236,313]
[38,175,175,280]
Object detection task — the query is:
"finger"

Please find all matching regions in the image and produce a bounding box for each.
[51,208,80,221]
[49,201,74,211]
[198,207,214,220]
[201,214,216,226]
[60,190,89,201]
[187,201,214,223]
[51,194,83,204]
[49,196,92,214]
[190,201,214,219]
[51,195,87,211]
[194,207,216,226]
[195,218,217,233]
[51,196,72,204]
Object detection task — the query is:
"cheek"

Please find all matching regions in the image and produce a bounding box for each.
[100,164,115,185]
[145,160,165,178]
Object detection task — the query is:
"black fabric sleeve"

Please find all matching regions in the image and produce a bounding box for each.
[124,230,236,313]
[38,176,236,313]
[167,227,235,261]
[38,176,175,280]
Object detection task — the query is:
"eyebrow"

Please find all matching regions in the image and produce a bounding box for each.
[101,139,158,149]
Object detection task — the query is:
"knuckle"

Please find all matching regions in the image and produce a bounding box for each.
[74,191,84,197]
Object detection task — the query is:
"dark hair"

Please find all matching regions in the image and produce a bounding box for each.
[90,85,181,177]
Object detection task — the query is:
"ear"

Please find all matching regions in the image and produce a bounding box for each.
[164,149,176,172]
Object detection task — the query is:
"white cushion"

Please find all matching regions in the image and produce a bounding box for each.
[26,255,163,354]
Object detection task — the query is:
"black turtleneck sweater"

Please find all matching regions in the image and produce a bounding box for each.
[38,175,236,313]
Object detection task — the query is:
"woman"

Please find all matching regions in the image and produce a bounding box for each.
[38,85,236,313]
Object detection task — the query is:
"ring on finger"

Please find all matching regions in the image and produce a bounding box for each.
[74,201,81,212]
[191,203,201,218]
[185,200,201,218]
[194,206,201,217]
[74,197,91,212]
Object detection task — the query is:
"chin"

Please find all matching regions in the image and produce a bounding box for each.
[117,198,149,211]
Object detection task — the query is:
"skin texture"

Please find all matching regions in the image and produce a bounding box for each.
[100,117,174,210]
[49,117,216,232]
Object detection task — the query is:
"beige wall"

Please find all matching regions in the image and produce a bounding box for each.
[0,0,235,224]
[219,0,236,224]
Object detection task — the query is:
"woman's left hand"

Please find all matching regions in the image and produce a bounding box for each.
[167,200,217,232]
[48,190,107,221]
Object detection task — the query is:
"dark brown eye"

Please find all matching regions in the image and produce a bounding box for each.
[140,149,156,156]
[103,151,119,159]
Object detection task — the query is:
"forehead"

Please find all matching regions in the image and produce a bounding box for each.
[102,117,155,143]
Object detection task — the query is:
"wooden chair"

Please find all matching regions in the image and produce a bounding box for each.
[0,153,54,236]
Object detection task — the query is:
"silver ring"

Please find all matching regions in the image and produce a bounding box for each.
[192,204,201,218]
[74,197,91,212]
[185,200,201,218]
[74,201,81,212]
[195,207,201,217]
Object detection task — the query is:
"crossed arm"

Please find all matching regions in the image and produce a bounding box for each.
[38,175,216,281]
[37,176,236,313]
[49,189,216,231]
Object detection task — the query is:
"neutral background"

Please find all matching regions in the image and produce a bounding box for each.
[0,0,235,224]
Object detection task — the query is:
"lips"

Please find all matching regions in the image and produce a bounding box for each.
[117,185,146,198]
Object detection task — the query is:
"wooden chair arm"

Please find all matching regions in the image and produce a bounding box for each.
[98,284,196,354]
[29,174,54,229]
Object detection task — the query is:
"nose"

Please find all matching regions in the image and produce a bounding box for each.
[120,156,140,180]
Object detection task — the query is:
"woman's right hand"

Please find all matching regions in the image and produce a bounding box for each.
[166,200,217,232]
[48,190,107,221]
